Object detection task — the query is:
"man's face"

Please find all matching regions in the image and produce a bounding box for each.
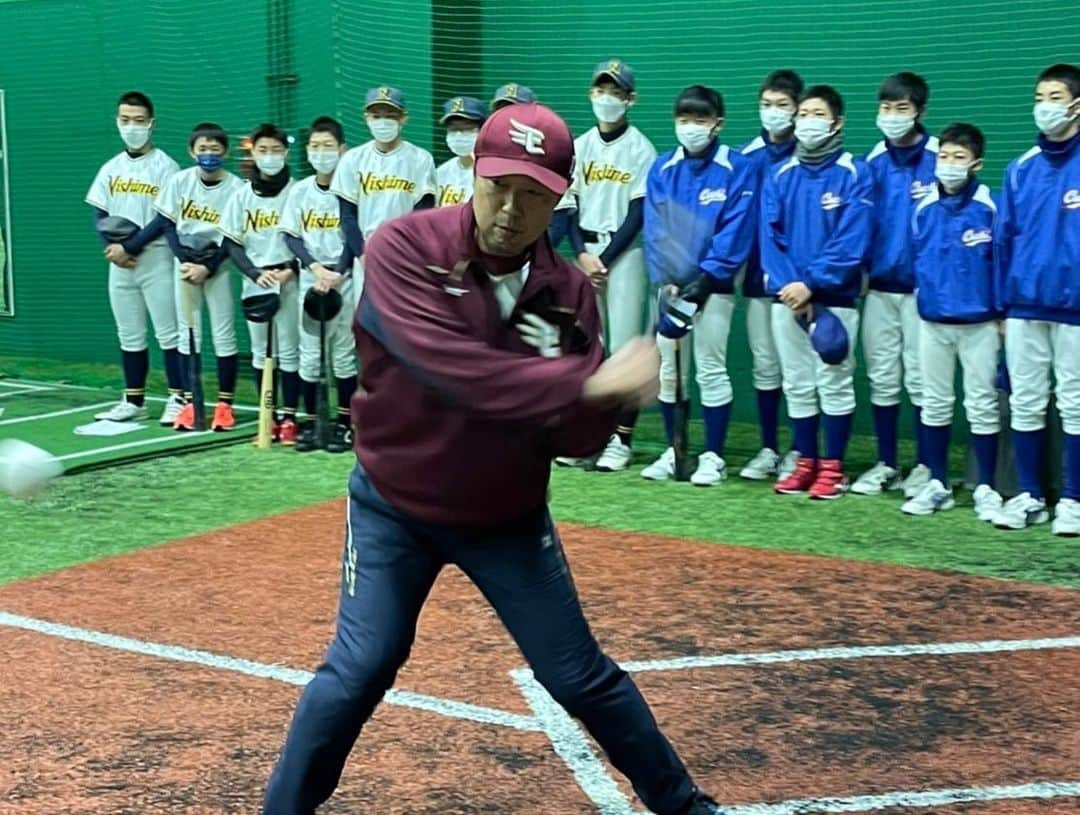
[760,89,797,114]
[472,174,560,257]
[938,141,980,171]
[117,103,152,128]
[252,136,287,157]
[590,79,631,104]
[189,137,226,159]
[307,131,342,153]
[446,120,481,136]
[365,104,405,124]
[878,96,918,118]
[1035,79,1078,113]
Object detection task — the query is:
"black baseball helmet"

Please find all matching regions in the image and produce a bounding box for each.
[241,292,281,323]
[303,287,344,322]
[177,234,220,265]
[95,215,140,243]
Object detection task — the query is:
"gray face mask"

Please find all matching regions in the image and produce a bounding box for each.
[255,154,286,175]
[934,161,971,192]
[1033,101,1078,136]
[307,150,340,174]
[794,118,833,149]
[760,107,794,136]
[876,113,916,141]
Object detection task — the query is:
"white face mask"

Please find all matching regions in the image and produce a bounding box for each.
[307,150,340,174]
[591,94,628,125]
[368,117,401,144]
[675,123,713,154]
[1033,100,1077,136]
[935,160,971,192]
[445,130,478,158]
[877,113,916,141]
[118,123,151,150]
[760,107,794,136]
[255,154,286,175]
[794,118,834,149]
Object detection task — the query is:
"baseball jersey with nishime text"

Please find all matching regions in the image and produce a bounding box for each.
[154,167,245,242]
[220,179,297,267]
[280,177,346,267]
[436,158,474,207]
[330,140,436,238]
[87,149,180,236]
[559,126,656,235]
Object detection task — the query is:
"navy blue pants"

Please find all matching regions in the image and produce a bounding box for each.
[262,466,696,814]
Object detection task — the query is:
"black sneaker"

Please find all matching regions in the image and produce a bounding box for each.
[326,423,352,454]
[295,424,320,453]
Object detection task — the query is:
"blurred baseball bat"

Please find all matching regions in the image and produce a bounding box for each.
[180,282,207,431]
[672,338,691,481]
[256,323,275,449]
[315,301,329,449]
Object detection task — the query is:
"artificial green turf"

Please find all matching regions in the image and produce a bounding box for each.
[2,355,1078,589]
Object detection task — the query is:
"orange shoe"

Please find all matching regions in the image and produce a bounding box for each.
[809,458,849,500]
[279,418,298,446]
[774,456,817,494]
[211,401,236,431]
[173,402,195,431]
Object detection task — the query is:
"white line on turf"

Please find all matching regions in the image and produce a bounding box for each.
[3,380,258,412]
[0,401,115,426]
[55,431,219,461]
[618,636,1080,674]
[0,385,55,398]
[511,668,641,815]
[722,781,1080,814]
[0,611,543,733]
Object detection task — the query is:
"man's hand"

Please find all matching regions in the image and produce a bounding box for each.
[105,243,134,267]
[272,267,296,285]
[582,337,660,407]
[577,252,608,292]
[779,281,812,310]
[180,263,210,284]
[516,313,562,358]
[312,263,343,293]
[256,270,278,288]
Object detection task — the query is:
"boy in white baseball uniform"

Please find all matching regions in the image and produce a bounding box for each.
[902,123,1002,519]
[221,123,300,444]
[436,96,486,207]
[155,122,244,432]
[282,116,357,454]
[551,59,657,472]
[853,72,938,499]
[331,87,437,279]
[992,63,1080,536]
[87,91,183,425]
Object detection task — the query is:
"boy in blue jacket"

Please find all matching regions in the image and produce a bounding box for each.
[737,69,804,482]
[853,72,939,500]
[902,123,1002,519]
[762,84,873,500]
[992,63,1080,536]
[642,85,755,486]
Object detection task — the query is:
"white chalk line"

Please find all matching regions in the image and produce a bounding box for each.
[619,636,1080,674]
[0,611,541,733]
[4,379,258,412]
[0,401,115,426]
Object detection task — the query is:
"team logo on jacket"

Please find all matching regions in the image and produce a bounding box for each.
[699,187,727,205]
[360,173,418,194]
[583,162,631,185]
[910,180,935,200]
[180,199,222,224]
[820,192,843,211]
[509,118,546,155]
[438,186,467,206]
[300,210,341,230]
[1064,189,1080,210]
[961,228,992,247]
[108,177,160,196]
[245,209,281,231]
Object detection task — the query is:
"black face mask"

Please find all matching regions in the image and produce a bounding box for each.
[252,163,291,197]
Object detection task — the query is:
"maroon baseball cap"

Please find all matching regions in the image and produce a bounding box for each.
[474,103,574,195]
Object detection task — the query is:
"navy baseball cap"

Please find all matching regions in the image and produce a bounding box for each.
[440,96,487,124]
[796,304,850,365]
[365,86,406,112]
[593,59,636,92]
[490,83,537,110]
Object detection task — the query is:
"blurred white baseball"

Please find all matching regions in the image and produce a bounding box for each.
[0,438,64,499]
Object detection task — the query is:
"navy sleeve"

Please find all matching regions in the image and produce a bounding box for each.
[598,197,644,268]
[161,217,183,259]
[413,193,436,211]
[566,209,587,256]
[338,197,365,257]
[336,242,355,278]
[547,209,571,248]
[91,208,111,247]
[206,243,230,276]
[121,214,168,256]
[225,237,261,282]
[283,233,317,268]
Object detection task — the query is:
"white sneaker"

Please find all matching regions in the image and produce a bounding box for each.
[641,447,675,481]
[740,447,780,480]
[594,435,632,472]
[992,492,1050,530]
[777,450,800,481]
[691,452,727,487]
[158,394,185,426]
[554,456,587,468]
[94,401,149,422]
[1051,498,1080,537]
[972,484,1004,522]
[851,462,901,496]
[901,464,932,499]
[900,479,956,516]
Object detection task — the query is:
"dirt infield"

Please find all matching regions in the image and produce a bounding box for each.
[0,501,1078,814]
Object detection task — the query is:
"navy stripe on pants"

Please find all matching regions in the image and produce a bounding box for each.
[262,465,697,814]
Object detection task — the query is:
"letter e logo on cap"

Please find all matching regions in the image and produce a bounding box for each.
[510,118,546,155]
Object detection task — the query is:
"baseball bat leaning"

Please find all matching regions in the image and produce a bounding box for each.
[181,282,207,431]
[314,303,329,449]
[256,322,275,449]
[672,338,691,482]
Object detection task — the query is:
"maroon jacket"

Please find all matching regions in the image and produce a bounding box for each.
[352,203,617,525]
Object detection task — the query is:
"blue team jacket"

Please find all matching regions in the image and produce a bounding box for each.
[996,133,1080,326]
[912,178,999,324]
[865,129,939,293]
[761,148,873,308]
[644,140,755,291]
[740,131,797,298]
